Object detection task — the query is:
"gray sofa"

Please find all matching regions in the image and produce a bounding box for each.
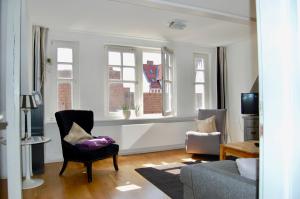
[180,160,257,199]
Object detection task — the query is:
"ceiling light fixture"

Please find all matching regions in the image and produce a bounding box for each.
[168,19,186,30]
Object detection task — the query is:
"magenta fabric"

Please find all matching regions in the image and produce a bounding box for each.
[75,136,115,151]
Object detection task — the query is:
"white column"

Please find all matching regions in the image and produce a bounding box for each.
[256,0,300,198]
[5,0,22,198]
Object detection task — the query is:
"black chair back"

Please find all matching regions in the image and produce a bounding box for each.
[55,110,94,140]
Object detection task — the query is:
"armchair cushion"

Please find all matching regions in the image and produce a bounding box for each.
[75,136,116,151]
[186,131,221,136]
[64,122,93,145]
[196,115,217,133]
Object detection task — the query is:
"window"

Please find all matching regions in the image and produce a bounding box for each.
[107,46,137,113]
[106,46,174,117]
[54,41,79,111]
[194,53,208,110]
[142,51,162,115]
[162,47,174,116]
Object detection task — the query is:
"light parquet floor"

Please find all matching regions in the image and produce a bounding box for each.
[0,149,214,199]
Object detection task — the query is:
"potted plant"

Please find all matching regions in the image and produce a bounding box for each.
[135,105,140,117]
[122,104,131,119]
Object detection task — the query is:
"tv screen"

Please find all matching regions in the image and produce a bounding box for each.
[241,93,259,115]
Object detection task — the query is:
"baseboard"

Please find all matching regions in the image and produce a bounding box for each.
[45,144,186,163]
[45,157,64,164]
[119,144,185,155]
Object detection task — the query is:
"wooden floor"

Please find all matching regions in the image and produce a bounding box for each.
[0,149,215,199]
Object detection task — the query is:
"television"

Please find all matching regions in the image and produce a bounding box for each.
[241,93,259,115]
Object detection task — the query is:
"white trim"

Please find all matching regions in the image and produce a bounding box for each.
[49,28,168,44]
[110,0,256,24]
[119,144,185,155]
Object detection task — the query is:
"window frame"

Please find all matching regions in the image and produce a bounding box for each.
[194,53,209,111]
[105,45,138,117]
[53,41,79,111]
[162,47,174,116]
[104,45,175,119]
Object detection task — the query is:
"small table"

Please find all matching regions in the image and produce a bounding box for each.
[0,136,51,189]
[220,140,259,160]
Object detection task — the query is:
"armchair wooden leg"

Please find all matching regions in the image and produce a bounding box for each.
[86,162,93,183]
[113,154,119,171]
[59,160,68,176]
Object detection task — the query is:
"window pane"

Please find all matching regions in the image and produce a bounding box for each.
[109,66,121,80]
[123,52,135,66]
[58,82,72,110]
[195,57,204,70]
[58,64,73,79]
[57,48,73,63]
[168,55,172,67]
[143,52,161,65]
[123,67,135,81]
[195,84,205,109]
[195,71,205,83]
[142,54,162,115]
[164,82,172,113]
[109,83,135,112]
[108,51,121,65]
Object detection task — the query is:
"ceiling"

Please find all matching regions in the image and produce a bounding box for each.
[27,0,257,46]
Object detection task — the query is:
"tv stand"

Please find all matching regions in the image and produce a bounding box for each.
[243,115,259,141]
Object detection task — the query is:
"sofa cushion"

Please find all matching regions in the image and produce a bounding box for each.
[236,158,259,181]
[180,160,240,188]
[180,160,257,199]
[196,116,217,133]
[64,122,93,145]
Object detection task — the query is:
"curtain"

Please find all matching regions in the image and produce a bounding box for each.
[217,46,227,143]
[32,25,48,97]
[217,47,227,109]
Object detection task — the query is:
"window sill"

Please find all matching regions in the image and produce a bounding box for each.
[94,116,196,126]
[45,115,196,126]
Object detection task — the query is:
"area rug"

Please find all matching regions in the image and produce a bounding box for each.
[135,157,214,199]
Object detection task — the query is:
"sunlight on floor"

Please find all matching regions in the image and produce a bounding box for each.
[165,169,181,175]
[116,184,142,192]
[182,158,197,162]
[142,162,180,168]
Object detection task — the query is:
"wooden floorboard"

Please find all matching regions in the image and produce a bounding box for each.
[0,149,213,199]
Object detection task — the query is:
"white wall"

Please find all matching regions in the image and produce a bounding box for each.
[226,34,258,142]
[1,0,22,197]
[45,30,217,121]
[45,121,196,163]
[257,0,300,198]
[0,0,7,179]
[42,30,217,163]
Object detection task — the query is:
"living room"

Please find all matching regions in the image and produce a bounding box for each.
[1,0,299,199]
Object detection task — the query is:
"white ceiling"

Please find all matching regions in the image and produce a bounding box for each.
[27,0,257,46]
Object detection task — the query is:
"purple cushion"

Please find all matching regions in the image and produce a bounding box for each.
[75,136,115,151]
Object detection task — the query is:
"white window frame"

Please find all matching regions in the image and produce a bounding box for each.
[162,47,174,116]
[104,45,175,119]
[194,53,209,111]
[105,45,138,117]
[45,40,79,121]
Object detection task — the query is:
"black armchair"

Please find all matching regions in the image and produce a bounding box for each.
[55,110,119,182]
